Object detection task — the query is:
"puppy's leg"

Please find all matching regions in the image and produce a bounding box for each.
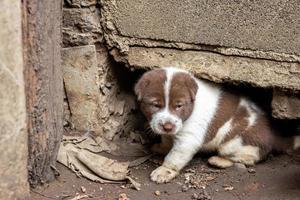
[150,133,200,183]
[151,135,173,155]
[218,136,260,166]
[208,156,233,168]
[227,146,260,166]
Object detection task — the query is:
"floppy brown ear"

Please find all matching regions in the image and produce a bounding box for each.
[186,76,198,101]
[134,75,149,101]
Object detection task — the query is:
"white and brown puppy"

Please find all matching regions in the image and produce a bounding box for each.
[134,67,300,183]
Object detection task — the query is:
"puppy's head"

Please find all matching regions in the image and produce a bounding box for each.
[134,68,198,135]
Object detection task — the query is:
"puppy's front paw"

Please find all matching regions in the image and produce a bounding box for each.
[150,166,178,183]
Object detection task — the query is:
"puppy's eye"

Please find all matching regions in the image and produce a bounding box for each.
[152,102,161,109]
[175,103,183,110]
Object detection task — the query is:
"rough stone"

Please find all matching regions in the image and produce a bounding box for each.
[94,45,140,140]
[64,0,97,8]
[62,45,140,140]
[111,47,300,91]
[63,7,102,47]
[272,90,300,119]
[0,0,29,198]
[62,45,103,133]
[104,0,300,56]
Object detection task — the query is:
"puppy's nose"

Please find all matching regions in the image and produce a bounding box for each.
[162,122,174,132]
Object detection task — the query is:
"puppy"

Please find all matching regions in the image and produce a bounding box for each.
[134,67,300,183]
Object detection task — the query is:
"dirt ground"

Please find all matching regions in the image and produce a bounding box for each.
[30,151,300,200]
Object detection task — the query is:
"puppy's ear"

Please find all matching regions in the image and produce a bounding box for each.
[134,74,149,101]
[186,77,198,101]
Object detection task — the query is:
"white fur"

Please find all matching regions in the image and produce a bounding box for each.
[162,68,222,171]
[202,118,233,151]
[239,98,259,128]
[219,136,260,165]
[294,136,300,149]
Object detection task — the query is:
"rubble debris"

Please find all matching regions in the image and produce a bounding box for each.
[80,186,86,193]
[70,194,89,200]
[182,166,219,190]
[126,176,141,191]
[248,168,256,174]
[64,0,97,8]
[154,190,161,196]
[181,185,189,192]
[191,189,212,200]
[223,185,234,191]
[119,193,130,200]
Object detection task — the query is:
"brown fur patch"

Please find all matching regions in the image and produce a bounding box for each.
[203,90,277,159]
[169,72,198,121]
[203,90,240,145]
[134,69,166,121]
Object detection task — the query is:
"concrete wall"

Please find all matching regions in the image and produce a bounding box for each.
[100,0,300,119]
[113,0,300,56]
[0,0,29,199]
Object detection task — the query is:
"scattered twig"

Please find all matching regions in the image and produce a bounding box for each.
[30,190,57,200]
[126,176,141,191]
[129,154,152,167]
[69,194,90,200]
[50,164,61,177]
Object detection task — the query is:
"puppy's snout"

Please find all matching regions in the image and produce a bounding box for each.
[160,122,175,133]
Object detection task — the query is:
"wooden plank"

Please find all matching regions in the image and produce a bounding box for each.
[23,0,63,186]
[0,0,29,198]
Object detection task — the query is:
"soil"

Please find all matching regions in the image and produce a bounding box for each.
[31,152,300,200]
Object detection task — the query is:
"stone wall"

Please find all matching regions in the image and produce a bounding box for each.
[0,0,29,199]
[62,0,141,140]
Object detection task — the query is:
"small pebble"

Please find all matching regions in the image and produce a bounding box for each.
[248,168,256,174]
[80,186,86,193]
[119,193,130,200]
[186,169,196,173]
[192,193,199,199]
[154,190,161,196]
[224,186,234,191]
[181,185,189,192]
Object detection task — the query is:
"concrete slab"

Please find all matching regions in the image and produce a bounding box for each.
[108,0,300,55]
[111,47,300,91]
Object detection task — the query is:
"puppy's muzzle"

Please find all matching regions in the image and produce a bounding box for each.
[160,122,175,133]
